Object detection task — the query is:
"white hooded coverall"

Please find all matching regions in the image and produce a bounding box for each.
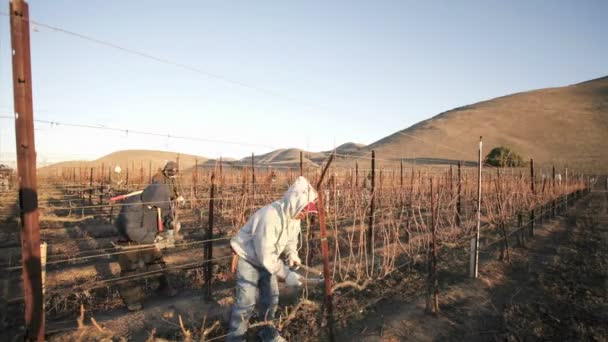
[227,176,318,341]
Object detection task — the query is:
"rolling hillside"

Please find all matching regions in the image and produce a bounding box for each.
[39,150,208,175]
[363,76,608,170]
[39,76,607,173]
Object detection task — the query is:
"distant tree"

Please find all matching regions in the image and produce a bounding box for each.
[485,147,524,167]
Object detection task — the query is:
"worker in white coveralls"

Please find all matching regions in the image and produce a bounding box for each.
[227,176,318,342]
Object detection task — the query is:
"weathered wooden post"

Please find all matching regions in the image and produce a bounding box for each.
[552,165,556,217]
[355,161,359,188]
[426,178,440,315]
[470,137,482,278]
[457,161,462,227]
[10,1,45,338]
[251,153,256,207]
[193,158,198,198]
[399,160,404,208]
[205,173,215,300]
[89,167,93,205]
[367,150,376,266]
[529,159,535,236]
[564,167,568,208]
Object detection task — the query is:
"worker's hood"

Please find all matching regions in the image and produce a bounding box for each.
[281,176,318,219]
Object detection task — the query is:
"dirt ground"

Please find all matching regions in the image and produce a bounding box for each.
[337,191,607,341]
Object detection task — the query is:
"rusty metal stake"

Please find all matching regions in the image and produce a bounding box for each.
[315,153,335,341]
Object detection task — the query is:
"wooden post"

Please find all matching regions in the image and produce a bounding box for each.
[564,167,568,209]
[219,156,223,184]
[205,173,215,299]
[399,159,403,188]
[355,161,359,188]
[470,137,482,278]
[426,178,439,315]
[367,151,376,261]
[552,165,556,217]
[251,153,255,206]
[529,159,535,236]
[456,161,462,227]
[299,150,303,176]
[193,158,198,198]
[88,167,93,205]
[148,161,152,184]
[10,1,45,338]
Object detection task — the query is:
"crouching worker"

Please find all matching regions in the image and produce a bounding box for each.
[113,162,181,311]
[227,176,318,342]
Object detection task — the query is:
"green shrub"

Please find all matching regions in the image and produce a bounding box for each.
[485,146,524,167]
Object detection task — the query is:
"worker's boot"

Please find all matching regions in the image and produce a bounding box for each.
[117,250,145,311]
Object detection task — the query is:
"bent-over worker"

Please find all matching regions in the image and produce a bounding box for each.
[227,176,318,342]
[114,161,181,311]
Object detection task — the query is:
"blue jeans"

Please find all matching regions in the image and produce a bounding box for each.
[226,257,280,342]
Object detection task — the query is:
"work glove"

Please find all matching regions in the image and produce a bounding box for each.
[285,270,303,287]
[287,254,302,270]
[276,262,289,280]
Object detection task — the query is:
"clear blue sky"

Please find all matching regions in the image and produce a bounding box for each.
[0,0,606,165]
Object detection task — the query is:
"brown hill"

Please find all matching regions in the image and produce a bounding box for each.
[241,148,328,168]
[38,77,607,173]
[331,142,365,154]
[39,150,208,175]
[363,76,608,171]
